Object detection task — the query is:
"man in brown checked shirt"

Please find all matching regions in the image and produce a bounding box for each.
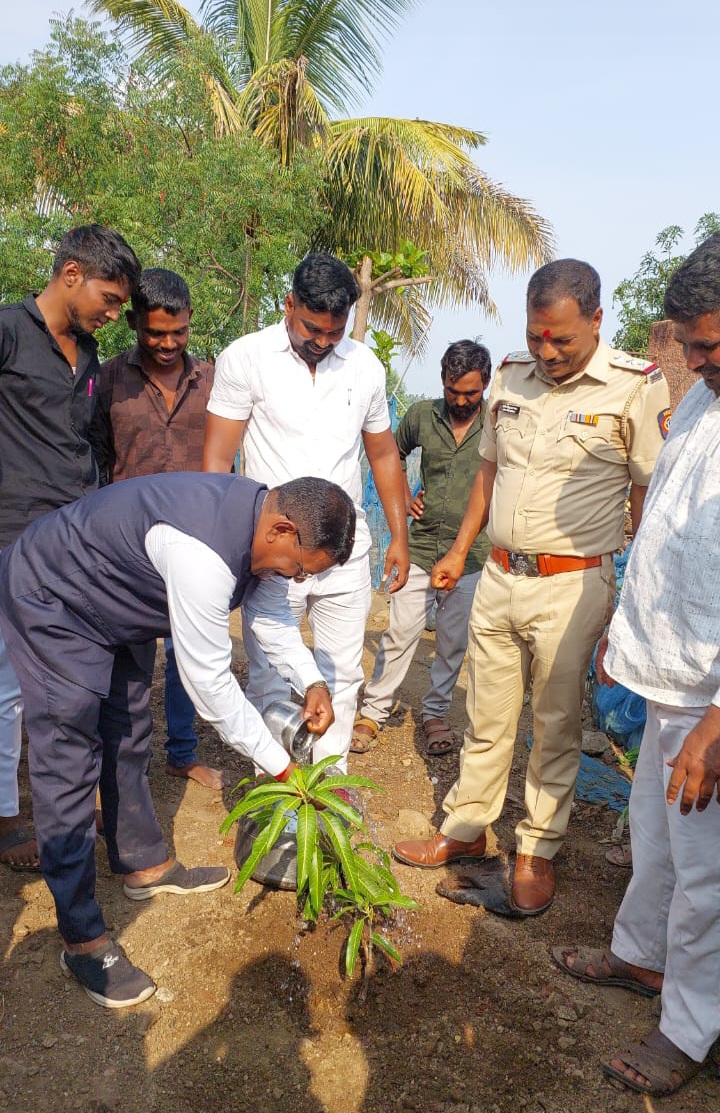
[90,268,224,789]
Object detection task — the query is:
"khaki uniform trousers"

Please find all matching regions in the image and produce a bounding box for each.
[441,556,615,858]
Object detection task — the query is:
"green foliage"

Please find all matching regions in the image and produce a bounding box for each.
[221,756,418,980]
[90,1,554,351]
[612,214,720,354]
[346,242,430,283]
[0,16,325,358]
[369,329,400,379]
[369,328,423,412]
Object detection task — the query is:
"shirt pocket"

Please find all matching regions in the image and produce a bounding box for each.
[495,412,534,470]
[323,385,372,447]
[555,415,625,474]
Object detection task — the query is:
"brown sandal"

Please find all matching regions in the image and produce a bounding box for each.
[602,1027,705,1096]
[605,843,632,868]
[350,716,378,754]
[551,945,660,997]
[423,718,455,756]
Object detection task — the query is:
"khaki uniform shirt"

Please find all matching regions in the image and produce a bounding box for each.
[480,340,671,556]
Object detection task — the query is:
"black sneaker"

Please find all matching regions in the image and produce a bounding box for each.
[122,861,231,901]
[60,940,156,1008]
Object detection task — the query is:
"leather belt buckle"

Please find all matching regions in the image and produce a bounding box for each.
[507,551,539,577]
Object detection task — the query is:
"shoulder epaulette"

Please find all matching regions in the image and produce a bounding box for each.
[500,350,534,366]
[609,350,660,375]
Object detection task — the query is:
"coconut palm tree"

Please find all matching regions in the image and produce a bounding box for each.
[89,0,554,343]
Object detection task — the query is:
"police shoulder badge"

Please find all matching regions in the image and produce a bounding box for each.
[500,350,534,366]
[657,408,671,439]
[610,351,660,375]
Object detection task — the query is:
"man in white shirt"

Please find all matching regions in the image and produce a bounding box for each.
[203,253,409,769]
[0,473,355,1008]
[553,233,720,1099]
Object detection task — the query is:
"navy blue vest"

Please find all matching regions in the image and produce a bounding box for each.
[0,473,267,692]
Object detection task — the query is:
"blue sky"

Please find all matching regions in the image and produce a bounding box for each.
[6,1,718,395]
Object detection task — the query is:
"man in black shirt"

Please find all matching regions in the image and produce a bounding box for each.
[0,225,141,871]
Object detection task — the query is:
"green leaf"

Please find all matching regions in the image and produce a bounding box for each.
[370,932,402,966]
[389,894,419,910]
[295,803,318,894]
[302,754,345,791]
[233,823,273,892]
[220,783,299,830]
[345,917,365,977]
[306,845,323,920]
[233,800,295,892]
[321,812,359,892]
[318,774,381,792]
[353,856,394,903]
[311,789,366,830]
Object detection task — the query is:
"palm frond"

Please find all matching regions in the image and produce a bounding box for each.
[238,56,331,163]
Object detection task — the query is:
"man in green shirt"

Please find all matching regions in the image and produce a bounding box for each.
[353,340,492,756]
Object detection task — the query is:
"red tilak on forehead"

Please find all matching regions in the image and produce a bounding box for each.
[542,329,552,339]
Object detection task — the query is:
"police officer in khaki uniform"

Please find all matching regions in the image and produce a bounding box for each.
[393,258,671,915]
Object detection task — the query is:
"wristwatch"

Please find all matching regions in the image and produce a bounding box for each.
[304,679,331,697]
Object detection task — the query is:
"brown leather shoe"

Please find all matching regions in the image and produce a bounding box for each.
[511,853,555,915]
[392,831,487,869]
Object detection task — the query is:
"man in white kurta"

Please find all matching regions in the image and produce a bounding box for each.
[554,233,720,1097]
[203,254,409,769]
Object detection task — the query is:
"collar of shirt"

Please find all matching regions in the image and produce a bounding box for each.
[526,339,612,388]
[21,294,98,372]
[125,343,199,386]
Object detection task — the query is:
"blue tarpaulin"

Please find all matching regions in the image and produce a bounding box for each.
[526,733,631,812]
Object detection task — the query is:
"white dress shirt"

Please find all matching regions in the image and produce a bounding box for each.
[144,523,325,775]
[606,380,720,707]
[208,321,390,558]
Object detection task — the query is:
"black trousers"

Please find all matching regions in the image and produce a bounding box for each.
[6,634,167,944]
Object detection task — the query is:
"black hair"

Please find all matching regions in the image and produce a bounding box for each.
[52,224,141,288]
[273,478,356,565]
[527,258,601,319]
[292,254,359,316]
[131,268,192,315]
[440,339,492,387]
[663,233,720,321]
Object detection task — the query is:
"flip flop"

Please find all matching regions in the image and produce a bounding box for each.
[602,1027,705,1096]
[551,945,660,997]
[350,716,378,754]
[605,843,632,868]
[0,825,41,872]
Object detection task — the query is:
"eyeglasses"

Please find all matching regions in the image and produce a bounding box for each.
[293,526,312,583]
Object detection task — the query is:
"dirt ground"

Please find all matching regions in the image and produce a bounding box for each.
[1,599,718,1113]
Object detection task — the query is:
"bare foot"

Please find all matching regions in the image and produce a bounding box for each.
[165,762,225,791]
[0,817,40,870]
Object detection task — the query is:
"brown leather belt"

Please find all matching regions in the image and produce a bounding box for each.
[490,545,603,577]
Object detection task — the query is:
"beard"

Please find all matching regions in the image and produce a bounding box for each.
[447,399,482,421]
[294,340,335,365]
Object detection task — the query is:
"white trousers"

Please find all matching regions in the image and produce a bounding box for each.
[360,562,481,726]
[612,701,720,1062]
[0,627,24,816]
[243,553,371,772]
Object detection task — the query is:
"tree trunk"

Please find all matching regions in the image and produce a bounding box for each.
[351,255,373,342]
